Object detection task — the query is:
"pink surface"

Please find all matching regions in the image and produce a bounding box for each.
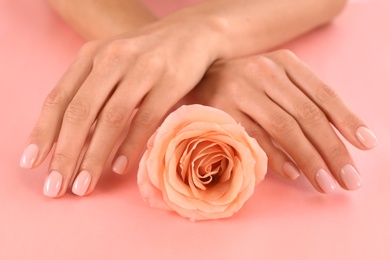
[1,0,389,259]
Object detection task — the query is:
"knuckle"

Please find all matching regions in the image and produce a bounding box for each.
[52,150,73,166]
[99,106,128,127]
[298,153,321,173]
[133,110,158,129]
[78,40,100,58]
[328,142,348,159]
[246,56,283,84]
[268,114,296,135]
[244,55,272,73]
[274,49,297,60]
[137,53,168,81]
[315,84,339,103]
[43,88,67,111]
[95,40,130,66]
[81,152,103,172]
[64,101,90,123]
[142,53,164,70]
[221,80,242,98]
[296,102,325,123]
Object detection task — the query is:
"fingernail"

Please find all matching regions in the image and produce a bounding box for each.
[20,144,39,168]
[113,155,128,174]
[72,170,92,196]
[43,171,62,198]
[340,164,362,190]
[356,126,378,149]
[315,168,336,194]
[283,161,300,180]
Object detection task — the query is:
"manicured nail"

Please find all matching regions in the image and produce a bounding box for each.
[72,170,92,196]
[283,161,300,180]
[356,126,378,149]
[340,164,362,190]
[113,155,128,174]
[43,171,62,198]
[315,168,336,194]
[20,144,39,168]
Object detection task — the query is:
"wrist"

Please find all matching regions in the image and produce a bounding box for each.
[163,8,231,62]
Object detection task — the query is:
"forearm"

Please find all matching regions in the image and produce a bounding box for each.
[47,0,347,56]
[175,0,347,58]
[46,0,157,40]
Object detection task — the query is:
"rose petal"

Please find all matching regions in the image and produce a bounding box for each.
[220,124,267,184]
[137,150,170,210]
[137,104,268,221]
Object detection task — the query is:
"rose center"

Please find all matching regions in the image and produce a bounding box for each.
[178,139,233,191]
[198,162,221,184]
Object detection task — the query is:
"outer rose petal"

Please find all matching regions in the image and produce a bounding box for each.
[220,124,267,184]
[137,149,170,211]
[137,105,268,221]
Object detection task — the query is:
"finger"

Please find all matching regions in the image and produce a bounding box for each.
[72,71,153,196]
[113,81,187,175]
[230,111,301,180]
[241,93,337,194]
[261,66,361,191]
[20,55,93,169]
[44,59,124,198]
[268,50,378,150]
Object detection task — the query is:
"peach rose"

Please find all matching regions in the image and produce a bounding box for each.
[137,105,267,221]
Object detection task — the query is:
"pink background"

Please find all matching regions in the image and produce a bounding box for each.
[1,0,389,259]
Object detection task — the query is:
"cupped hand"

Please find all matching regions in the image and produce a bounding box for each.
[20,15,225,197]
[183,49,378,193]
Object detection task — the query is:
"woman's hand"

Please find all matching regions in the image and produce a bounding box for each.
[183,50,377,193]
[20,14,226,197]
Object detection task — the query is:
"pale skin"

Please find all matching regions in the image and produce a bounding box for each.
[20,0,378,197]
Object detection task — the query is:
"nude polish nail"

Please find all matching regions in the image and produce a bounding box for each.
[340,164,362,190]
[315,169,336,194]
[356,126,378,149]
[72,170,91,196]
[112,155,128,174]
[43,171,62,198]
[20,144,39,168]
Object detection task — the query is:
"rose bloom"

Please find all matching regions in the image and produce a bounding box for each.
[137,104,267,221]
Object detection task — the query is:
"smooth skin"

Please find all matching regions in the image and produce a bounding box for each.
[183,51,375,193]
[20,0,378,197]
